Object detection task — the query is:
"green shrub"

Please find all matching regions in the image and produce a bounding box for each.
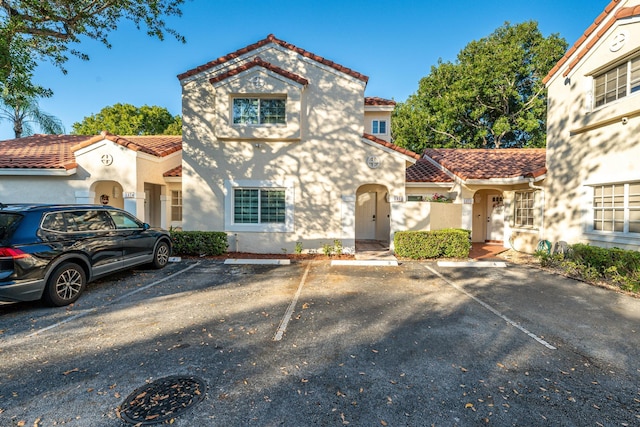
[536,243,640,293]
[394,229,470,259]
[170,231,228,256]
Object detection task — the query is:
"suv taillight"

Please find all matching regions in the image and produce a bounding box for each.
[0,248,29,259]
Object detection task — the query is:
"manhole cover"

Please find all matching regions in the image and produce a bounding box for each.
[118,375,207,425]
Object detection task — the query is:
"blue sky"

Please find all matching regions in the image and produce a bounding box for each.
[0,0,610,139]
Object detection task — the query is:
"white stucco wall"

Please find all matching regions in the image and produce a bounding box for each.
[545,3,640,250]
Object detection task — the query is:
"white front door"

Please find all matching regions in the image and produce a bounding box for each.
[356,192,377,240]
[486,195,504,241]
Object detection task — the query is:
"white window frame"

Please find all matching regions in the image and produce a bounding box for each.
[513,191,536,228]
[171,190,182,222]
[224,180,294,232]
[232,97,286,125]
[589,182,640,234]
[372,119,387,135]
[593,54,640,108]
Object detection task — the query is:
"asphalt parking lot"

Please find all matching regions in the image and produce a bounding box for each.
[0,259,639,426]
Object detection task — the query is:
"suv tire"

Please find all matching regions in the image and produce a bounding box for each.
[151,241,170,269]
[43,262,87,307]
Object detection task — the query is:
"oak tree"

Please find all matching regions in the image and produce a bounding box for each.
[392,21,568,152]
[72,103,181,135]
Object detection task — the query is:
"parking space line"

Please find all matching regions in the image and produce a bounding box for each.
[424,265,556,350]
[274,262,311,341]
[26,262,200,338]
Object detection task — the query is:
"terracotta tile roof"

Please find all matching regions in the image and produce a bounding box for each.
[543,0,624,84]
[422,148,547,181]
[209,56,309,86]
[178,34,368,83]
[406,159,454,183]
[0,134,83,170]
[365,97,396,106]
[71,132,182,157]
[362,133,421,160]
[163,165,182,177]
[0,132,182,170]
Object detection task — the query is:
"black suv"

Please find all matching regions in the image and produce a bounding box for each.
[0,204,172,306]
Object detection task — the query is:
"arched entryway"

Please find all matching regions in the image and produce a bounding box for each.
[91,181,124,209]
[355,184,391,245]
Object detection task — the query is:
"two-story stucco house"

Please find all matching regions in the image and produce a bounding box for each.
[177,34,548,254]
[544,0,640,250]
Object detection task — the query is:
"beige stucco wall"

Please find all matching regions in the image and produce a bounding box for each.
[404,201,463,231]
[181,44,409,253]
[545,3,640,250]
[0,175,85,204]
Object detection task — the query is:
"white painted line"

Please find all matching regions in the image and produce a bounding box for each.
[424,264,556,350]
[331,260,398,266]
[274,262,311,341]
[26,262,200,338]
[438,261,507,268]
[224,259,291,265]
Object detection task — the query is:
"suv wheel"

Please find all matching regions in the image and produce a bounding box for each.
[151,241,170,269]
[43,262,86,306]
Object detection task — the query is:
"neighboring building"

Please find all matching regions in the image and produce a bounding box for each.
[406,149,547,252]
[0,132,182,229]
[544,0,640,250]
[177,34,547,253]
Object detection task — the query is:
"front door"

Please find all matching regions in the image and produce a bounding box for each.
[356,192,377,240]
[486,195,504,241]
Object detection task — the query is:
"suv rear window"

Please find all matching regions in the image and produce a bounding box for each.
[0,213,23,240]
[42,210,114,232]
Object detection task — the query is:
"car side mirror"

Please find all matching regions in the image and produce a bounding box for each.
[143,223,150,230]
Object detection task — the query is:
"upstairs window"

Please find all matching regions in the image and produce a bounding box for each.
[372,120,387,135]
[594,55,640,108]
[233,98,286,124]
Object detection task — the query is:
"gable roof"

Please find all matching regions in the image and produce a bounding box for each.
[543,0,636,84]
[362,133,421,160]
[411,148,547,183]
[177,34,368,83]
[0,132,182,171]
[209,56,309,86]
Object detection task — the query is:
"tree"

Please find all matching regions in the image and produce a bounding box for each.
[0,1,185,74]
[392,21,568,152]
[0,95,65,138]
[72,103,181,135]
[0,1,186,132]
[0,32,64,138]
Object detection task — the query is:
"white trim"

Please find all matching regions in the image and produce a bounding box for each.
[0,168,77,176]
[406,182,453,188]
[365,105,394,113]
[224,179,295,232]
[464,175,546,185]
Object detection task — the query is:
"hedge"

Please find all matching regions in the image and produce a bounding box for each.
[394,229,471,259]
[170,231,228,256]
[537,243,640,292]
